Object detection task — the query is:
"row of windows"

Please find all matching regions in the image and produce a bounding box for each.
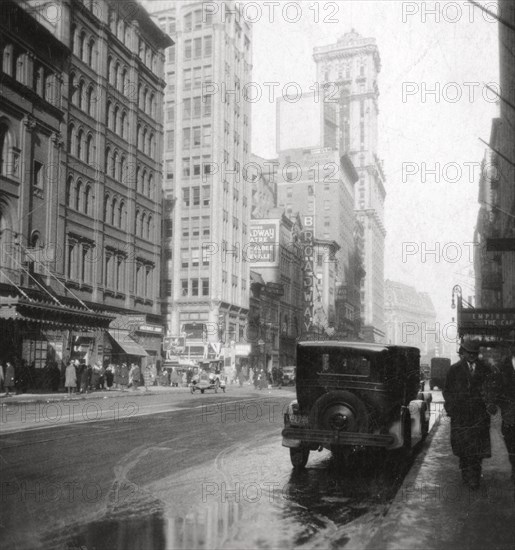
[67,124,95,164]
[66,177,94,215]
[136,125,157,159]
[182,157,212,179]
[183,68,213,92]
[183,95,212,119]
[184,36,212,60]
[106,101,129,138]
[182,185,211,208]
[182,126,212,149]
[179,278,210,297]
[68,244,155,299]
[1,43,58,105]
[179,217,211,239]
[71,25,97,69]
[183,10,211,32]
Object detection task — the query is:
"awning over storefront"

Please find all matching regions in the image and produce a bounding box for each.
[108,330,149,356]
[0,297,115,330]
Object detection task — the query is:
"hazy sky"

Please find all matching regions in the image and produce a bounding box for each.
[249,0,499,332]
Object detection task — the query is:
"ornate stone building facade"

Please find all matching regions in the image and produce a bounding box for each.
[0,0,171,381]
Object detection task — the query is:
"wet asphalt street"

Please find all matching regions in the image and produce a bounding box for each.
[0,387,429,550]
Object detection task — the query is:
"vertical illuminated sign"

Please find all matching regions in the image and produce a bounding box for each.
[302,216,314,332]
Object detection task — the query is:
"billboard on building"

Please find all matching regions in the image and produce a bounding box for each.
[248,221,279,264]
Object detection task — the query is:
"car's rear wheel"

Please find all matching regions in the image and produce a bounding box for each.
[290,448,309,470]
[201,389,205,394]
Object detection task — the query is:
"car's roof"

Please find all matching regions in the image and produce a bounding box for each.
[298,341,420,353]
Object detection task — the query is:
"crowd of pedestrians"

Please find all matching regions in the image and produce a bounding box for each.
[0,358,159,396]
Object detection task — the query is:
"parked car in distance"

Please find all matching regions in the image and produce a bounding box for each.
[282,366,296,385]
[429,357,451,390]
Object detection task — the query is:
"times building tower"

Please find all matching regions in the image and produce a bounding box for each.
[313,30,386,342]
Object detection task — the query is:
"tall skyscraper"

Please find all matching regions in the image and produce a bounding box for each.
[313,30,386,342]
[145,1,252,361]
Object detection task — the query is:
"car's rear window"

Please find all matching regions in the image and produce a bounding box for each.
[297,349,372,377]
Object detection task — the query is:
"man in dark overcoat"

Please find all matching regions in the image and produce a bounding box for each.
[496,346,515,485]
[443,339,496,489]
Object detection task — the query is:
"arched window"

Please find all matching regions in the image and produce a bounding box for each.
[87,38,95,68]
[150,93,156,118]
[86,134,94,164]
[67,123,75,154]
[121,68,127,93]
[135,210,141,236]
[111,197,117,226]
[78,80,84,110]
[149,133,155,159]
[136,167,141,192]
[86,85,94,116]
[120,155,127,183]
[14,51,25,84]
[147,215,153,240]
[125,26,131,46]
[104,194,110,222]
[119,201,125,229]
[105,147,111,173]
[75,180,83,211]
[106,100,112,129]
[117,65,123,93]
[69,72,77,105]
[71,25,77,56]
[107,56,113,85]
[0,122,14,177]
[113,105,119,133]
[141,169,146,194]
[142,128,148,155]
[148,174,154,199]
[79,31,86,61]
[121,111,127,139]
[114,61,120,89]
[145,88,151,114]
[143,88,148,114]
[117,19,125,42]
[113,150,119,180]
[137,124,142,150]
[138,84,143,109]
[66,176,74,207]
[84,184,91,215]
[140,212,146,238]
[109,8,117,34]
[76,128,84,160]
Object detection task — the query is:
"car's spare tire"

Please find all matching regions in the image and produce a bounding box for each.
[309,391,369,433]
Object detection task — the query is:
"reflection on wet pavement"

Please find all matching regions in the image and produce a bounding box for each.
[54,435,414,550]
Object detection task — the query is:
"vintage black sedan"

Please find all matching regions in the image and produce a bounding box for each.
[282,341,431,469]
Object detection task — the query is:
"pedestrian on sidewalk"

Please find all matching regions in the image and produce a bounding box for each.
[105,363,114,390]
[496,346,515,487]
[4,361,15,396]
[120,362,129,390]
[443,339,497,490]
[64,361,77,398]
[129,363,140,390]
[143,364,153,391]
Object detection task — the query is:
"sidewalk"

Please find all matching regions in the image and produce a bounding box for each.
[0,382,292,405]
[0,384,188,405]
[367,397,515,550]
